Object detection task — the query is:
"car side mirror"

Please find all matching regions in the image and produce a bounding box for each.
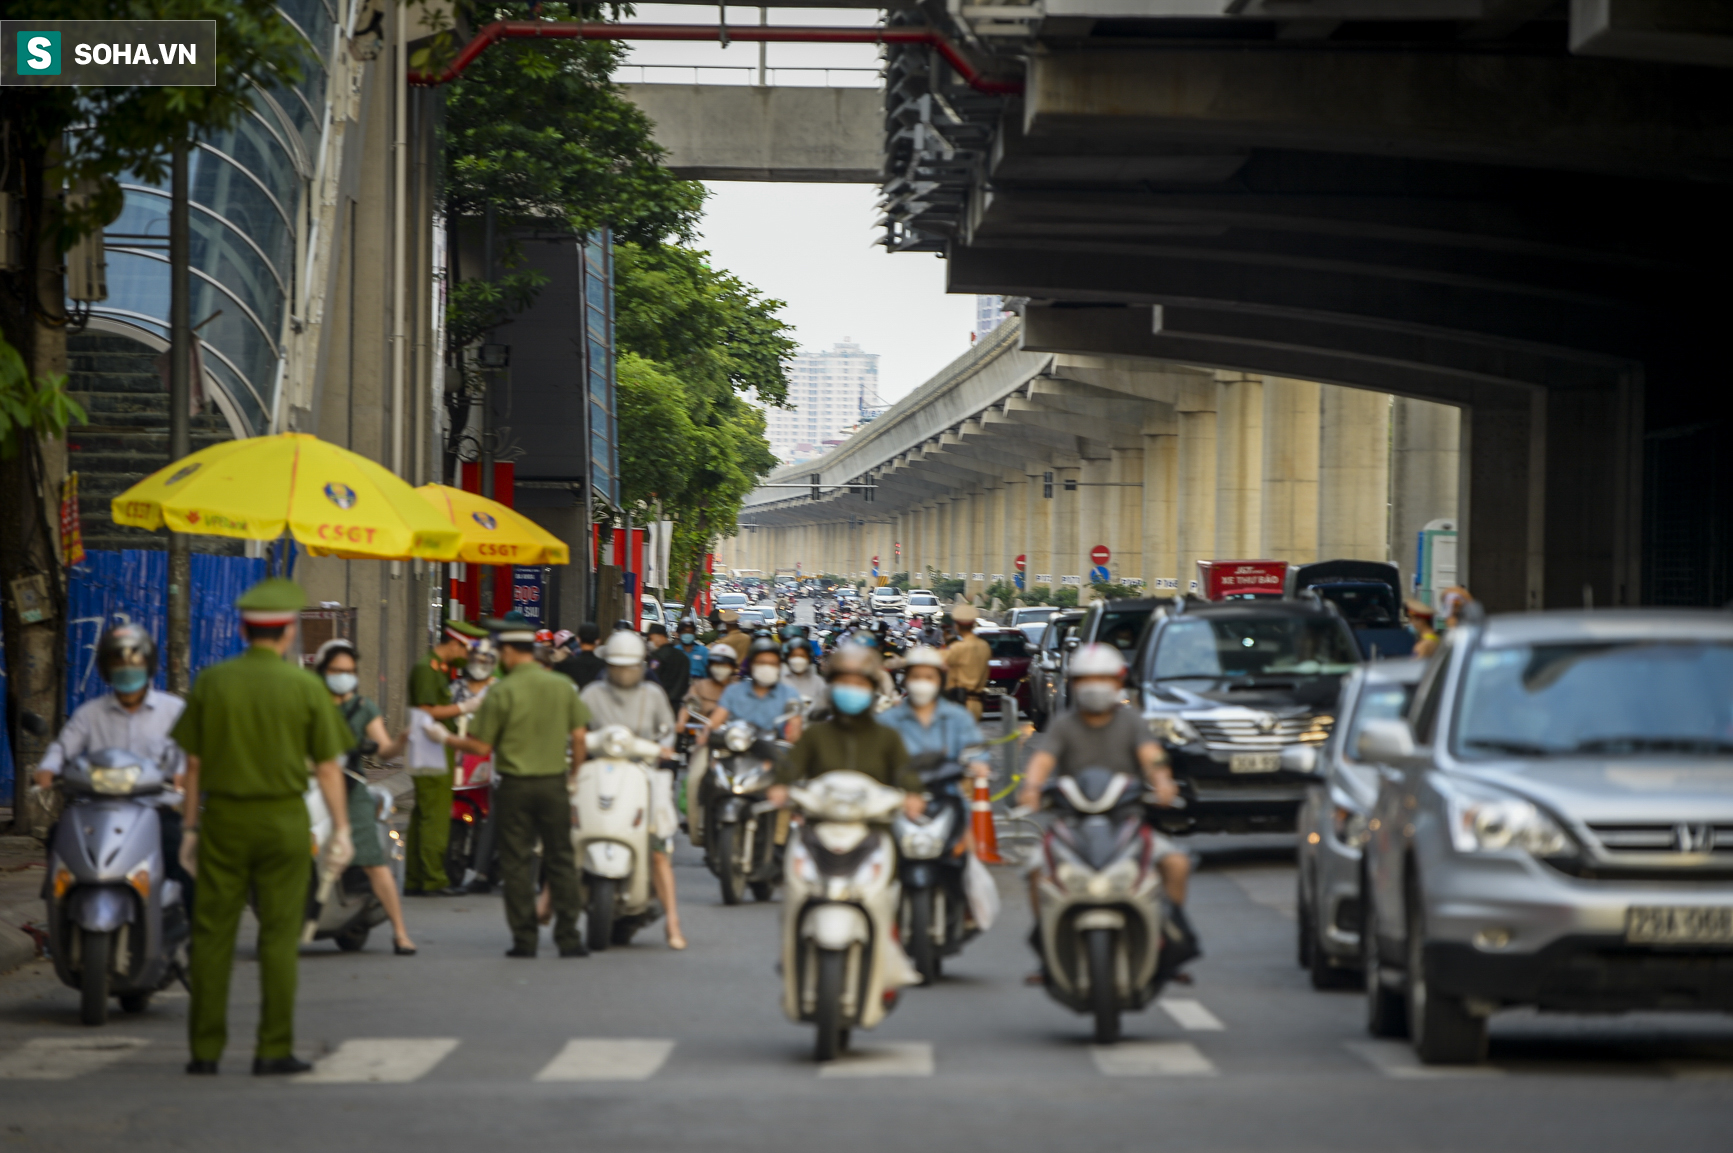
[1357,718,1416,762]
[1279,745,1318,775]
[1063,636,1080,652]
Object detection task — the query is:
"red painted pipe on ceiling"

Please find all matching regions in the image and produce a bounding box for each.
[406,21,1024,95]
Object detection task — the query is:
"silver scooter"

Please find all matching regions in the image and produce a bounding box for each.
[46,748,189,1026]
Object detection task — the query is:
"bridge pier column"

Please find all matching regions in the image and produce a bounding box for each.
[1318,385,1391,564]
[1143,423,1179,597]
[1216,374,1265,560]
[1029,463,1053,593]
[1003,473,1029,595]
[1112,447,1143,588]
[1391,397,1461,594]
[1050,463,1082,595]
[1078,456,1113,601]
[1177,376,1218,596]
[1261,378,1321,564]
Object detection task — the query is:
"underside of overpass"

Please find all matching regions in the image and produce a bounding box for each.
[647,1,1733,610]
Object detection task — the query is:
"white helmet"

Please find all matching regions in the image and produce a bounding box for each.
[902,645,946,672]
[601,630,647,667]
[1068,642,1126,679]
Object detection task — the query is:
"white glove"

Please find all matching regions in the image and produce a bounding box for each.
[457,695,483,715]
[179,830,199,878]
[422,719,454,746]
[324,826,354,873]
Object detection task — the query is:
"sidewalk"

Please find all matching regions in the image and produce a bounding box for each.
[0,817,47,976]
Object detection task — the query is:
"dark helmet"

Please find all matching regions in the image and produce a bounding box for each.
[97,623,157,687]
[783,637,812,657]
[748,636,782,662]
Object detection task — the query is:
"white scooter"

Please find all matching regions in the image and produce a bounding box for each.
[301,758,404,951]
[572,725,665,951]
[780,771,917,1062]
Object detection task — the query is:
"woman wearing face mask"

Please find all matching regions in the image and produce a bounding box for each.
[314,639,417,954]
[878,647,992,782]
[704,638,806,745]
[780,638,826,715]
[768,647,924,817]
[679,645,738,835]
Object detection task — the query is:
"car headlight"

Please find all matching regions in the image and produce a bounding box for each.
[1146,715,1200,744]
[1332,804,1370,849]
[1448,793,1573,857]
[89,765,142,795]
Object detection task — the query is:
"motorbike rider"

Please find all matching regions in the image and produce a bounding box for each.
[313,639,416,955]
[768,647,924,817]
[553,622,607,688]
[716,610,752,663]
[580,631,686,950]
[36,624,191,907]
[781,637,826,713]
[942,604,992,720]
[1015,643,1196,970]
[645,624,690,710]
[878,646,991,782]
[676,618,710,679]
[703,637,805,743]
[451,637,502,893]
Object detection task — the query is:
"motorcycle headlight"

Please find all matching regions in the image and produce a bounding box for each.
[1447,791,1573,857]
[725,724,755,753]
[598,728,634,760]
[730,764,772,794]
[1146,715,1199,745]
[1084,856,1142,899]
[89,765,142,795]
[1055,860,1092,895]
[898,825,944,860]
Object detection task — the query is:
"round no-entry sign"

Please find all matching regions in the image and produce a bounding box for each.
[1090,544,1111,566]
[1014,554,1027,572]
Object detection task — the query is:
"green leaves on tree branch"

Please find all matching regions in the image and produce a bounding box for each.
[0,337,86,460]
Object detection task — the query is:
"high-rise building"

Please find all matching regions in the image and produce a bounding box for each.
[765,339,882,463]
[975,295,1008,339]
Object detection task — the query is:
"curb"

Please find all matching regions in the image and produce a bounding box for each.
[0,923,39,976]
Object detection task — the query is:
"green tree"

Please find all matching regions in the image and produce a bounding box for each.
[1090,581,1147,601]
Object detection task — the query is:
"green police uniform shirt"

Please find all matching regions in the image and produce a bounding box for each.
[410,652,457,732]
[173,644,354,798]
[468,660,590,777]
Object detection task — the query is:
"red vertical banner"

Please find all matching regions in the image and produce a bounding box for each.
[452,462,514,620]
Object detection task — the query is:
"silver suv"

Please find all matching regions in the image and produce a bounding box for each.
[1360,609,1733,1064]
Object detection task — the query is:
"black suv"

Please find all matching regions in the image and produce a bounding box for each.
[1134,598,1361,834]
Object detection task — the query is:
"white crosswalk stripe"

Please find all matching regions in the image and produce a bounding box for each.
[817,1042,935,1078]
[1091,1041,1218,1077]
[536,1039,676,1082]
[0,1037,149,1080]
[295,1039,460,1084]
[1344,1041,1504,1079]
[1159,998,1226,1031]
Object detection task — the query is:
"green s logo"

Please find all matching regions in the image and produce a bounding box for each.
[18,32,60,75]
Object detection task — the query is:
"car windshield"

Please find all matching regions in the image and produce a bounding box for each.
[1096,608,1153,654]
[1016,607,1057,623]
[1316,583,1399,628]
[1020,623,1049,646]
[909,595,937,605]
[1152,616,1360,679]
[1454,641,1733,758]
[988,635,1031,658]
[1345,684,1416,760]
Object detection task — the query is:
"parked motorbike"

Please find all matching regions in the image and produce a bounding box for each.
[46,749,189,1026]
[301,744,404,951]
[699,716,792,904]
[892,754,975,983]
[445,751,497,889]
[780,771,915,1061]
[1031,767,1188,1044]
[572,725,665,950]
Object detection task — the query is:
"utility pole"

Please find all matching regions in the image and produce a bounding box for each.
[166,138,192,693]
[478,202,495,617]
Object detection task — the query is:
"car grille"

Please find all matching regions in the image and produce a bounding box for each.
[1584,821,1733,862]
[1190,714,1332,753]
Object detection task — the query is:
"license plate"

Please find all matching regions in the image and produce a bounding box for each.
[1625,906,1733,945]
[1230,752,1280,774]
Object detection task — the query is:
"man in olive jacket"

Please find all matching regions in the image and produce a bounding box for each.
[770,647,923,815]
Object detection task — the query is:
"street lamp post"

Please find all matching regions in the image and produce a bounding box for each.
[166,138,191,694]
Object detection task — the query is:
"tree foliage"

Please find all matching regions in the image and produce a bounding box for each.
[0,338,85,460]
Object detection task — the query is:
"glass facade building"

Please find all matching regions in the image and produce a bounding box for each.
[583,230,619,508]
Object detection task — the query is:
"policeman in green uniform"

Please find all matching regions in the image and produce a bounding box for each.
[444,613,591,957]
[173,578,355,1075]
[405,619,487,894]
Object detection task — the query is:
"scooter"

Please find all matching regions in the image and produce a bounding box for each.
[301,742,404,951]
[780,771,915,1062]
[1032,768,1188,1044]
[699,714,795,905]
[572,725,664,950]
[46,749,189,1026]
[445,750,496,889]
[892,754,975,983]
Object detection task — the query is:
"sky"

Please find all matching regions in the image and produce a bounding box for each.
[622,6,981,404]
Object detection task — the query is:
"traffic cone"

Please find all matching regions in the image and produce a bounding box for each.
[970,775,1003,865]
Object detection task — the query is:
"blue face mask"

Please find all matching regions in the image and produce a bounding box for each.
[110,667,150,694]
[831,684,874,716]
[679,633,695,645]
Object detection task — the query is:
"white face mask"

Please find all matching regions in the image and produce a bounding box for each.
[787,656,810,675]
[751,664,781,687]
[1073,682,1121,714]
[710,666,734,684]
[905,679,940,707]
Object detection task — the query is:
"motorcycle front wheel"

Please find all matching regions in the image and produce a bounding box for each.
[1086,928,1120,1045]
[814,947,846,1062]
[587,877,616,951]
[80,929,111,1027]
[714,825,745,906]
[907,889,938,984]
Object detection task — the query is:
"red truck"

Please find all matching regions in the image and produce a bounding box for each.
[1196,559,1289,600]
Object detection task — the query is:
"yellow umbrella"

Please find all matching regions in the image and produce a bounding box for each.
[416,484,571,565]
[112,432,461,561]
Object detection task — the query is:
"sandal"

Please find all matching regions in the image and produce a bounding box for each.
[394,940,417,956]
[666,928,688,951]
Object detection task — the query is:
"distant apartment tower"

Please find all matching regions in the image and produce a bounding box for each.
[975,295,1008,339]
[766,339,882,463]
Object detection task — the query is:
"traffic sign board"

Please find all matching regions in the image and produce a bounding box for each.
[1090,544,1111,566]
[1014,554,1027,571]
[1090,565,1111,584]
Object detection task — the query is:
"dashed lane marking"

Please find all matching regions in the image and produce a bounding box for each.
[1159,998,1225,1031]
[0,1037,149,1080]
[295,1038,460,1084]
[535,1039,676,1081]
[1344,1040,1504,1079]
[817,1042,934,1078]
[1091,1041,1218,1077]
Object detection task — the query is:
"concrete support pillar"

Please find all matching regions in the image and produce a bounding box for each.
[966,488,984,594]
[1176,376,1218,596]
[1261,378,1321,563]
[1143,426,1178,596]
[1112,447,1143,586]
[1318,385,1391,563]
[1215,374,1265,559]
[1029,464,1053,589]
[1390,397,1461,593]
[1004,473,1027,589]
[1049,463,1081,592]
[1077,456,1112,599]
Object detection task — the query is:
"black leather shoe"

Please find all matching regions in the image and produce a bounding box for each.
[186,1059,218,1075]
[252,1055,313,1076]
[434,886,468,897]
[505,945,536,958]
[559,943,590,958]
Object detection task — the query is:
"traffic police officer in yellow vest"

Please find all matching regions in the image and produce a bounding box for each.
[173,578,354,1075]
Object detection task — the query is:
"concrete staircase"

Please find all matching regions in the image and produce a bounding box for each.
[65,332,241,554]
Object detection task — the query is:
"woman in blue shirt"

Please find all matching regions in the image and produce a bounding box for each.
[879,646,991,779]
[706,637,806,741]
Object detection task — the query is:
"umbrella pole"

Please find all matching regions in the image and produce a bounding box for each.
[166,138,193,695]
